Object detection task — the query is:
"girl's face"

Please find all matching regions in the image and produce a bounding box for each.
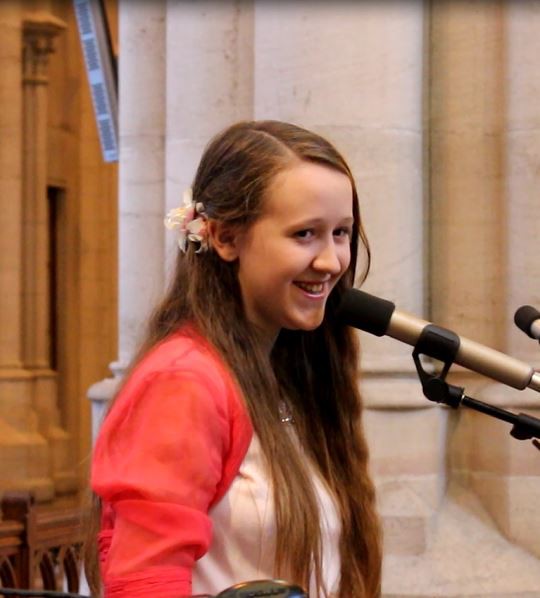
[230,161,354,345]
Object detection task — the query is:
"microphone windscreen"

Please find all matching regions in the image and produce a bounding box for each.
[514,305,540,338]
[337,289,395,336]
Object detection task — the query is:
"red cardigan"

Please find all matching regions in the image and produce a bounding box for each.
[92,328,253,597]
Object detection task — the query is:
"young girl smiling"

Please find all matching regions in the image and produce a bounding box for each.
[90,121,382,597]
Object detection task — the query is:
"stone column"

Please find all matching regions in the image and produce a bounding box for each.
[254,0,436,562]
[88,0,167,432]
[428,1,540,593]
[163,0,253,257]
[430,1,505,348]
[21,11,77,495]
[0,3,53,501]
[466,0,540,561]
[22,15,62,370]
[430,0,506,524]
[505,5,540,366]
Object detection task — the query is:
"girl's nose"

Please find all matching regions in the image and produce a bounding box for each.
[312,240,342,275]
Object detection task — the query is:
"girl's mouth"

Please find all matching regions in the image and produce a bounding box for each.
[294,281,325,295]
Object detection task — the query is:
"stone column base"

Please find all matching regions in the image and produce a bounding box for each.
[31,369,78,495]
[87,362,124,444]
[0,420,54,501]
[0,368,54,501]
[47,424,79,494]
[363,375,449,559]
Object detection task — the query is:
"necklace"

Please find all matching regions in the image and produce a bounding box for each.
[278,400,295,424]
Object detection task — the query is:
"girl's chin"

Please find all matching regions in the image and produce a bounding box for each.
[284,316,325,332]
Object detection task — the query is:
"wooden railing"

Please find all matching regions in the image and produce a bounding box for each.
[0,492,84,594]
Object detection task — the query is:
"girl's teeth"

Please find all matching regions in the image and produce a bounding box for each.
[297,282,323,293]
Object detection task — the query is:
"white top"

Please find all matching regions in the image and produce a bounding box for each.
[192,433,342,597]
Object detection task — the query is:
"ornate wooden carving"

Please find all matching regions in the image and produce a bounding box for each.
[0,492,84,593]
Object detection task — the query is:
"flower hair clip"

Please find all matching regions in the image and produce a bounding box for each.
[164,188,209,253]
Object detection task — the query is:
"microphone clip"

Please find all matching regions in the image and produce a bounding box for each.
[412,324,464,408]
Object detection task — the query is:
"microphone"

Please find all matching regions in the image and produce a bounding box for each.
[514,305,540,341]
[337,289,540,393]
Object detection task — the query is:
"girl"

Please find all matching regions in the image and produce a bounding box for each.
[89,121,382,597]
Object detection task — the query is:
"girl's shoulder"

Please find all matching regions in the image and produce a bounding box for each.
[95,324,252,466]
[123,325,234,399]
[104,326,251,438]
[92,326,254,543]
[137,327,226,382]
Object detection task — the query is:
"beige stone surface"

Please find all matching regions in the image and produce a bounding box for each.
[166,0,253,140]
[505,0,540,369]
[452,409,540,477]
[117,0,166,365]
[426,2,540,590]
[430,0,506,350]
[450,408,540,559]
[253,1,423,129]
[366,406,448,477]
[377,473,445,557]
[382,482,540,597]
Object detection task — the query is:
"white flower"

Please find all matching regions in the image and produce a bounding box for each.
[164,188,208,253]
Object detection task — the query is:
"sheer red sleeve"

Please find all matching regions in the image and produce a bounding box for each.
[92,364,251,597]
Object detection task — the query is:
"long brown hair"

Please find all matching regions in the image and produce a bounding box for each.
[88,121,381,597]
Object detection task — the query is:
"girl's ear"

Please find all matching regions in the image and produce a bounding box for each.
[207,220,240,262]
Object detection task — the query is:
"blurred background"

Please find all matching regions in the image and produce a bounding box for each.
[0,0,539,596]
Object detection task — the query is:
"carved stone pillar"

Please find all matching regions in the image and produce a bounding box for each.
[0,3,52,501]
[466,0,540,562]
[22,12,76,495]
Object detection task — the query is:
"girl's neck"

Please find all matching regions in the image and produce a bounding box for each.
[251,323,279,356]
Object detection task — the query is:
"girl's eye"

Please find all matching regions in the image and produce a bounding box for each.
[334,227,352,238]
[294,229,314,239]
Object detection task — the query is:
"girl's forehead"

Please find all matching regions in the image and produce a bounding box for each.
[262,162,353,217]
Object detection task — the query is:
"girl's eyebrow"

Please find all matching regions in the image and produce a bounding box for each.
[286,216,354,228]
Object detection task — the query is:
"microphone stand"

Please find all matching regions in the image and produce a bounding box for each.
[411,325,540,451]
